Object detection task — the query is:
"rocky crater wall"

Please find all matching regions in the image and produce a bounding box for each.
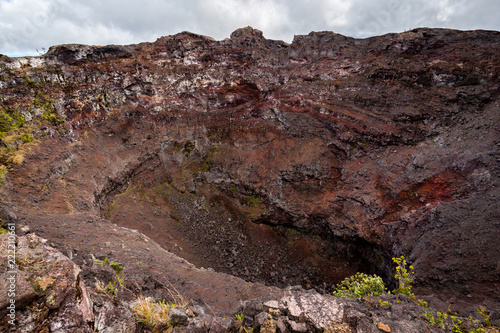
[0,27,499,327]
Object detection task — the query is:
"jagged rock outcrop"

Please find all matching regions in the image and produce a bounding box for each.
[0,26,499,330]
[0,233,95,332]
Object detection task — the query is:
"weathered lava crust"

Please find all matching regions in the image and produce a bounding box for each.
[1,26,499,320]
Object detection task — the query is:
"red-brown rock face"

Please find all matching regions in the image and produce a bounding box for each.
[1,27,499,315]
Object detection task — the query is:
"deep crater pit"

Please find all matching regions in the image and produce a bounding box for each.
[97,152,394,294]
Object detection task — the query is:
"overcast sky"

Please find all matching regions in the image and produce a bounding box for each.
[1,0,499,57]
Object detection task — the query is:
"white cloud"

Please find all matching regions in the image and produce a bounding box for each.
[0,0,498,56]
[321,0,352,27]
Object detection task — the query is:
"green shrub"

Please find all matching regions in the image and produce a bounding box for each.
[333,272,386,298]
[392,256,415,297]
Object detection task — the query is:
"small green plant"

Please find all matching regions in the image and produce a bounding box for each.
[105,281,118,295]
[96,280,118,296]
[110,261,123,274]
[417,299,428,308]
[115,275,126,287]
[132,284,188,330]
[133,279,186,331]
[332,272,386,298]
[477,306,491,327]
[392,256,415,297]
[235,312,244,322]
[0,227,8,235]
[235,312,254,332]
[95,256,109,266]
[423,309,488,333]
[378,300,391,306]
[422,312,436,326]
[450,315,463,333]
[96,257,124,275]
[158,299,178,309]
[436,312,448,329]
[422,311,447,329]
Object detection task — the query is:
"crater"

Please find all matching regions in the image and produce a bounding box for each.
[98,159,394,294]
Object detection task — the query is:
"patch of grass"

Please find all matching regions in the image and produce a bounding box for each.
[0,227,8,235]
[42,109,65,126]
[22,72,38,89]
[0,107,25,134]
[9,152,24,165]
[19,131,34,143]
[0,165,7,184]
[244,195,261,207]
[132,296,172,330]
[32,92,65,126]
[132,281,188,332]
[0,113,37,169]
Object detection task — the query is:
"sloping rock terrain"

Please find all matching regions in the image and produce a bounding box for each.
[0,26,499,331]
[0,233,477,332]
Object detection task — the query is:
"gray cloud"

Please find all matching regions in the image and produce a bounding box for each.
[1,0,498,56]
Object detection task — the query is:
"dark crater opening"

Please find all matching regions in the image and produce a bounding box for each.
[98,170,395,294]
